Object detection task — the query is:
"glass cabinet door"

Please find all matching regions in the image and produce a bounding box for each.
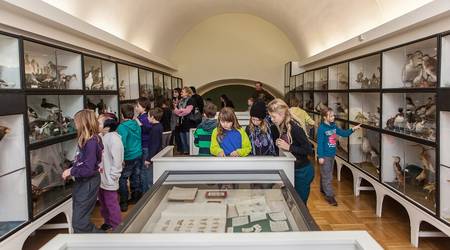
[0,34,20,89]
[117,171,318,234]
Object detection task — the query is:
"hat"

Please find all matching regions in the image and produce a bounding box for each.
[250,101,267,120]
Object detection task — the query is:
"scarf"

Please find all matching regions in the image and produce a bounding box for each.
[249,124,276,156]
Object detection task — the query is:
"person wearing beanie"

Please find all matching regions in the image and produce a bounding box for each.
[245,101,278,156]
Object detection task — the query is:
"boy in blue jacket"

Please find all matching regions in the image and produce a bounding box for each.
[117,104,142,212]
[317,107,360,206]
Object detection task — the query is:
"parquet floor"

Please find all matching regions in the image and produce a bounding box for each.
[23,161,449,249]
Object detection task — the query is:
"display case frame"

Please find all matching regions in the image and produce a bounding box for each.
[0,31,22,90]
[116,170,320,234]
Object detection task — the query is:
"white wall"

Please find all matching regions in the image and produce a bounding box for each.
[170,14,298,93]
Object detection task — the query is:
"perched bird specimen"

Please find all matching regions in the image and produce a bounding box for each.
[0,125,11,141]
[41,98,59,113]
[392,156,404,188]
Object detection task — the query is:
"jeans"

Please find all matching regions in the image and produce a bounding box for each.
[98,188,122,229]
[179,131,190,154]
[119,157,142,204]
[141,148,153,193]
[72,174,100,233]
[320,156,335,197]
[294,162,315,204]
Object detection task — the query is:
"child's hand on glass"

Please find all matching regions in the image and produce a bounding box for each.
[62,168,71,180]
[352,124,362,131]
[144,160,151,166]
[276,139,290,151]
[218,151,225,157]
[230,151,239,157]
[318,158,325,165]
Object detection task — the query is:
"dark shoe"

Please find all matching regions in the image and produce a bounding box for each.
[325,196,338,206]
[120,202,128,212]
[128,192,142,204]
[100,223,113,231]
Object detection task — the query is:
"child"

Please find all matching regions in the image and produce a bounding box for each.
[117,104,142,212]
[267,99,313,203]
[246,101,277,156]
[143,107,164,190]
[194,102,218,156]
[288,98,315,135]
[210,107,251,157]
[97,113,124,231]
[135,97,152,193]
[247,97,255,111]
[317,107,360,206]
[62,109,103,233]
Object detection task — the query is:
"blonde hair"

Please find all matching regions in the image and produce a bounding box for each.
[182,87,193,97]
[267,98,293,144]
[74,109,100,147]
[217,107,241,140]
[248,117,268,134]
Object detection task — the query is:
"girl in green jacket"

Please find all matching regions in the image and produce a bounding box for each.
[210,107,251,157]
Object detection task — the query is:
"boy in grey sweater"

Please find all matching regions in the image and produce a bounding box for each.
[98,113,124,231]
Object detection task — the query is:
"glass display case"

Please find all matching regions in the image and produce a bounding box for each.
[0,34,20,89]
[381,134,436,213]
[0,114,28,239]
[382,93,436,141]
[349,54,380,89]
[153,72,164,102]
[86,95,119,115]
[440,165,450,222]
[314,68,328,90]
[334,120,349,161]
[27,95,82,144]
[304,71,314,90]
[116,170,318,234]
[83,56,117,91]
[139,69,154,100]
[441,35,450,87]
[284,62,290,87]
[328,62,348,90]
[303,92,314,111]
[30,139,77,217]
[328,92,348,119]
[313,92,327,113]
[295,74,303,91]
[349,93,380,127]
[382,38,437,89]
[440,111,450,222]
[349,127,380,179]
[118,64,139,101]
[163,75,171,100]
[24,41,82,89]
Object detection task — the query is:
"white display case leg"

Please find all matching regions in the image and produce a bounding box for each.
[353,174,362,197]
[409,216,421,247]
[375,188,385,217]
[335,158,344,182]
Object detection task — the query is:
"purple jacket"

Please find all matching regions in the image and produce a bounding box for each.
[138,112,152,149]
[71,135,104,178]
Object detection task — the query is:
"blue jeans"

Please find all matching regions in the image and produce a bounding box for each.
[119,157,142,204]
[180,131,189,154]
[141,148,153,193]
[294,162,315,204]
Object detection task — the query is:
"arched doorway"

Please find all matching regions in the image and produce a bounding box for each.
[198,79,281,111]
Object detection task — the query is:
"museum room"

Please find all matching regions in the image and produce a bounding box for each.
[1,0,450,249]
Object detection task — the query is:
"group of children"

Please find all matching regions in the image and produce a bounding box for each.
[194,98,361,207]
[63,93,361,234]
[62,97,164,233]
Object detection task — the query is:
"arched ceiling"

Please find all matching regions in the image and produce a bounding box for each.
[42,0,432,62]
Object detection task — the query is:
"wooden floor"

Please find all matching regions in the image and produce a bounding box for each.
[24,161,449,249]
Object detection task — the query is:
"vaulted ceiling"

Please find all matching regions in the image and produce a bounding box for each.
[42,0,431,62]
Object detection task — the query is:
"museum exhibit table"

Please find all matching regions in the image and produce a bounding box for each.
[152,146,296,185]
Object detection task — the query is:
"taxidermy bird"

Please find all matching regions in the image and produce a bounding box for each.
[393,156,404,187]
[393,108,406,129]
[354,112,368,124]
[85,71,94,89]
[97,99,106,114]
[361,136,372,161]
[86,98,97,110]
[421,55,437,84]
[370,73,380,88]
[28,107,39,121]
[415,120,426,134]
[315,101,328,113]
[0,125,10,141]
[406,97,415,112]
[402,54,420,86]
[60,74,77,88]
[41,98,59,113]
[335,102,346,115]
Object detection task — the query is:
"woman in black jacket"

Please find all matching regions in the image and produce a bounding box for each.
[267,98,314,204]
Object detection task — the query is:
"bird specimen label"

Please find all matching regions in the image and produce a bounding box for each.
[205,190,227,199]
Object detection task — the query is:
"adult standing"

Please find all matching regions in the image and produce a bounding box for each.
[220,94,235,109]
[252,82,274,103]
[190,86,204,114]
[173,87,200,154]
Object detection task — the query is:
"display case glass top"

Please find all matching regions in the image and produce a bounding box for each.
[24,41,82,90]
[117,170,318,234]
[0,34,21,89]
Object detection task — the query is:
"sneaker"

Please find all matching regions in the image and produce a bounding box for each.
[120,202,128,212]
[100,223,113,231]
[325,196,338,206]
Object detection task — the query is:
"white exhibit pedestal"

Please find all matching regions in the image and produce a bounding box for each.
[152,146,296,186]
[41,231,382,250]
[0,199,73,250]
